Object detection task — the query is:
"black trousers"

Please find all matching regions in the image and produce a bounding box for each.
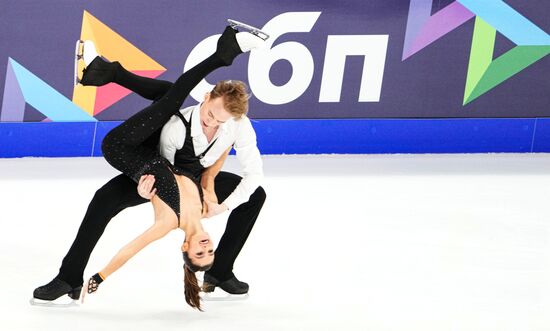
[58,172,266,287]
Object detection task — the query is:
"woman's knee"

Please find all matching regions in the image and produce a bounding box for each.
[100,133,116,160]
[101,130,130,165]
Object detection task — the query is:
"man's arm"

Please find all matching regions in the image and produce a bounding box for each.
[221,117,263,210]
[202,146,232,218]
[202,146,232,202]
[159,115,185,165]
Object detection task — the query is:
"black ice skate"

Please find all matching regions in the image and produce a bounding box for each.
[74,40,116,86]
[201,274,249,301]
[30,277,82,307]
[216,20,269,66]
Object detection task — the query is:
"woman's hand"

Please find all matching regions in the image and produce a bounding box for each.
[203,200,229,218]
[137,174,156,199]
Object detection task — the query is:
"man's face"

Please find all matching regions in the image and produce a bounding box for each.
[199,94,233,130]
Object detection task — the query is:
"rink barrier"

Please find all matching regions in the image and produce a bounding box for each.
[1,118,550,157]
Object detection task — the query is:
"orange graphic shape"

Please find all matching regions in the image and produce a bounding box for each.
[73,11,166,117]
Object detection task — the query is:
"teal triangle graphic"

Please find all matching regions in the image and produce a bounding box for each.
[7,58,96,122]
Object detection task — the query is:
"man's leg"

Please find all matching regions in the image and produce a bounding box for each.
[33,175,147,300]
[205,171,266,293]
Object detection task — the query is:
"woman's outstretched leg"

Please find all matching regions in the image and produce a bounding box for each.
[81,55,173,101]
[81,24,246,102]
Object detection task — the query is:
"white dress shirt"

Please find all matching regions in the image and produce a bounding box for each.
[159,104,263,210]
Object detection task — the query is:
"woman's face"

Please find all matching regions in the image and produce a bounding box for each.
[182,232,215,267]
[199,94,233,129]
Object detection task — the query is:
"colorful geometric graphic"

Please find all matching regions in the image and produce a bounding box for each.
[403,0,550,105]
[402,1,474,60]
[72,11,166,116]
[1,58,95,122]
[461,0,550,104]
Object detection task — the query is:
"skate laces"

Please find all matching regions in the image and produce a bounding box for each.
[41,278,66,291]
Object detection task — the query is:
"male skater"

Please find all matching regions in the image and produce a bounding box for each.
[33,22,267,303]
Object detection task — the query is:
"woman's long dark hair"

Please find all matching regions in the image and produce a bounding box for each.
[183,252,213,311]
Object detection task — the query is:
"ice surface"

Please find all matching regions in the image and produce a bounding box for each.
[1,154,550,331]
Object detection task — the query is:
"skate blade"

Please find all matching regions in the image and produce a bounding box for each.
[29,297,79,308]
[74,40,84,86]
[227,19,270,41]
[201,291,249,302]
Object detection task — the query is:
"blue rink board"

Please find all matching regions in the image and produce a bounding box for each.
[1,118,549,158]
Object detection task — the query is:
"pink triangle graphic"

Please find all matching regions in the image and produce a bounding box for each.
[93,70,165,116]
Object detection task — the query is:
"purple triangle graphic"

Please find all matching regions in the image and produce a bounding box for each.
[402,0,475,60]
[23,103,48,122]
[1,60,26,122]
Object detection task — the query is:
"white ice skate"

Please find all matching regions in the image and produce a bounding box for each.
[74,40,100,86]
[228,19,270,52]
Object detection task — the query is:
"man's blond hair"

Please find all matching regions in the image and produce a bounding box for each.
[210,80,250,119]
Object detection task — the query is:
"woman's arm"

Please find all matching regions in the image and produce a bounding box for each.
[99,221,173,279]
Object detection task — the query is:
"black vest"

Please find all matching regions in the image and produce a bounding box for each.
[172,111,217,180]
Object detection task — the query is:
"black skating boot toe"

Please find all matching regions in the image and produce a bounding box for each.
[203,273,249,294]
[80,57,118,86]
[33,277,82,301]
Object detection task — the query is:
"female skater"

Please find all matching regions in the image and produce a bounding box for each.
[82,24,262,310]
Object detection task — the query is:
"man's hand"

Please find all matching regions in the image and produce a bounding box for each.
[137,174,157,200]
[202,188,218,204]
[203,200,228,218]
